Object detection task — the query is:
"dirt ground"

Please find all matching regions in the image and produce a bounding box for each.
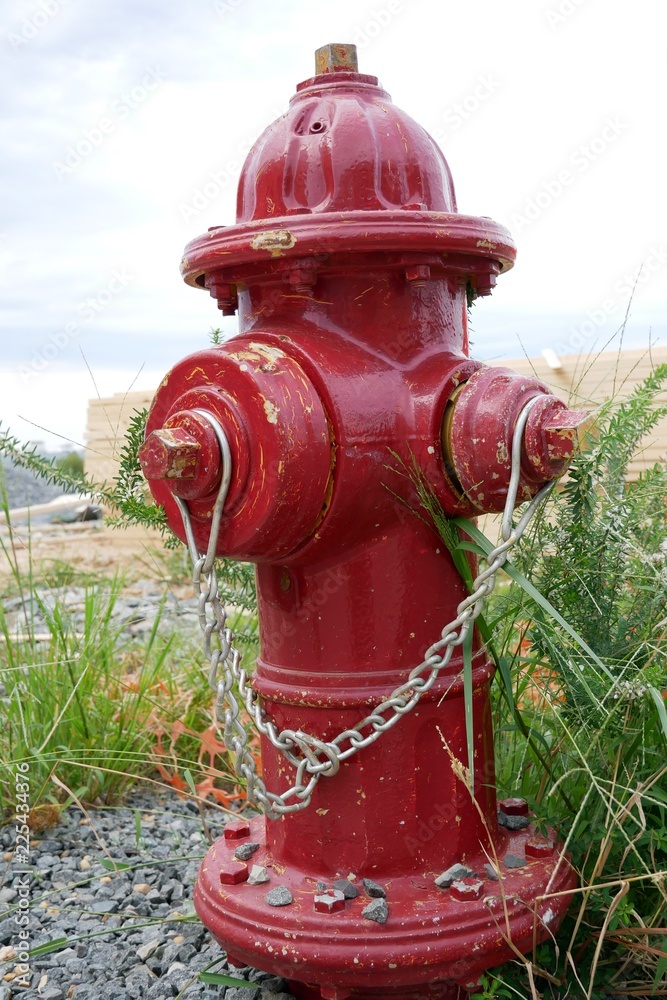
[0,521,173,588]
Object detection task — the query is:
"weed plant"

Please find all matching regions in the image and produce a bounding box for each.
[1,357,665,996]
[0,450,257,819]
[438,366,667,998]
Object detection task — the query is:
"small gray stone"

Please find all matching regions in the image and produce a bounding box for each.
[147,983,176,999]
[333,878,358,899]
[136,937,160,961]
[434,863,473,888]
[226,989,260,1000]
[247,864,270,886]
[37,989,64,1000]
[498,810,530,831]
[234,841,260,861]
[265,884,293,907]
[167,960,187,976]
[90,899,119,913]
[255,974,288,993]
[504,853,526,869]
[362,877,386,898]
[361,898,389,924]
[126,963,158,997]
[483,862,500,881]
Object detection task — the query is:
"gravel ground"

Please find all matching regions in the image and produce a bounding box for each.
[1,460,71,511]
[2,580,200,641]
[0,792,297,1000]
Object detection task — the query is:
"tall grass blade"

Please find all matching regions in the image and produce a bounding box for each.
[452,517,615,683]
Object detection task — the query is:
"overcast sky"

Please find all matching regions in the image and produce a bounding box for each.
[1,0,665,451]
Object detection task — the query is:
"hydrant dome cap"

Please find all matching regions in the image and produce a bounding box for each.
[180,46,516,288]
[236,45,457,222]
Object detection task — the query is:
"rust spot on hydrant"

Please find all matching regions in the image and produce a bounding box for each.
[250,230,297,256]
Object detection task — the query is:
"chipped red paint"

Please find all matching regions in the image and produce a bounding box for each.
[142,46,582,1000]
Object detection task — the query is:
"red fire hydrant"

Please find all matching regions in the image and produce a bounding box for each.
[140,45,585,999]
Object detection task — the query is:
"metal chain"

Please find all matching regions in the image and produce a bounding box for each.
[175,397,554,819]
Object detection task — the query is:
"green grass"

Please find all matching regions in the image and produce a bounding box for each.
[1,353,665,997]
[0,532,257,821]
[442,366,667,999]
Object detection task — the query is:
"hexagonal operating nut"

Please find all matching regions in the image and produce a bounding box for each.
[542,408,596,462]
[138,427,200,482]
[140,409,224,502]
[524,397,595,480]
[315,43,358,75]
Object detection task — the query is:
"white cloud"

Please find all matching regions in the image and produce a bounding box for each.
[1,0,664,448]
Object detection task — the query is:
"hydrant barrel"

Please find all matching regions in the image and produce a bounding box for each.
[143,45,581,999]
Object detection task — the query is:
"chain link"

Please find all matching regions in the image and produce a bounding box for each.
[175,396,554,819]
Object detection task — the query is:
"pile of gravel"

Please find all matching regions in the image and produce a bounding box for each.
[0,459,71,511]
[0,792,297,999]
[2,580,201,641]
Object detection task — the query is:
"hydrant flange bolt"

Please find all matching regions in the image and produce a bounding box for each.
[525,838,555,859]
[498,797,529,817]
[320,987,352,1000]
[450,878,485,902]
[204,274,238,316]
[405,264,430,288]
[314,890,346,913]
[224,820,251,840]
[289,265,317,296]
[219,861,249,885]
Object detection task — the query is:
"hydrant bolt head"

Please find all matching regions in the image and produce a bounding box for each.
[405,264,430,288]
[314,890,346,913]
[224,820,251,840]
[450,878,485,902]
[219,861,249,885]
[525,838,555,859]
[497,797,529,817]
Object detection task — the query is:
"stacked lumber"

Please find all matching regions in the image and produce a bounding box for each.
[84,390,154,484]
[84,349,667,485]
[491,348,667,481]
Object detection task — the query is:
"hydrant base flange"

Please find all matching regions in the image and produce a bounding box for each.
[194,817,576,997]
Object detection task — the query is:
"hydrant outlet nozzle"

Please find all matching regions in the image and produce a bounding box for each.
[444,367,594,512]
